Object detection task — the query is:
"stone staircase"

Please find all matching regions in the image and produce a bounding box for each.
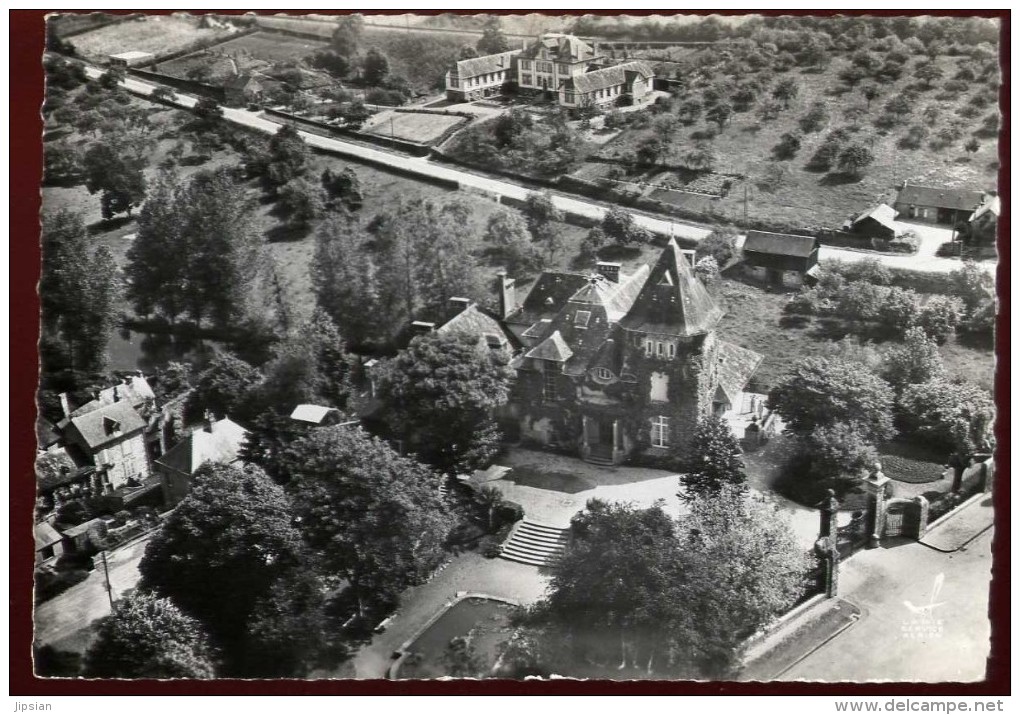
[499,519,570,568]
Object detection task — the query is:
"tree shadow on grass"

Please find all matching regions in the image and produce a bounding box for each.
[778,314,811,330]
[87,215,134,234]
[597,244,643,262]
[818,171,862,186]
[266,222,312,243]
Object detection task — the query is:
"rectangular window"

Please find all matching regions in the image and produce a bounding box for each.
[543,369,558,401]
[651,416,670,448]
[656,341,665,358]
[644,339,654,357]
[558,63,569,74]
[521,73,533,86]
[667,343,676,359]
[520,60,531,71]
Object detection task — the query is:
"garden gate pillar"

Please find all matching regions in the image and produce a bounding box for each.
[814,489,841,597]
[862,463,891,549]
[913,495,930,540]
[818,489,839,539]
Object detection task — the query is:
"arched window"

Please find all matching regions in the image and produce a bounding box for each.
[593,367,614,381]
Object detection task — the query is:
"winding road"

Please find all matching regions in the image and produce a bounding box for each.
[87,67,993,275]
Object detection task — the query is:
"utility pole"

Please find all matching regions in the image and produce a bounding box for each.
[743,181,749,230]
[101,550,114,611]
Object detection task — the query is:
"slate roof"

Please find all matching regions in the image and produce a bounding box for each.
[743,231,818,258]
[35,447,91,491]
[67,402,146,451]
[69,375,155,418]
[895,184,985,212]
[714,341,764,405]
[505,271,590,327]
[454,50,521,78]
[61,518,106,540]
[565,61,654,95]
[525,330,574,362]
[155,418,248,476]
[522,34,595,62]
[850,204,900,234]
[35,522,64,551]
[437,303,514,347]
[621,239,724,337]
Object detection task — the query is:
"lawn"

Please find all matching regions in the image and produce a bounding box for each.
[65,14,240,62]
[158,32,330,86]
[202,30,327,64]
[363,111,467,144]
[584,53,999,233]
[878,441,948,485]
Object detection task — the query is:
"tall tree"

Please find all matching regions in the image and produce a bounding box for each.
[476,15,511,55]
[331,14,364,57]
[266,124,310,190]
[312,212,383,348]
[767,357,896,443]
[125,168,187,323]
[362,48,390,86]
[897,379,994,454]
[81,140,148,219]
[183,352,263,423]
[40,210,120,374]
[484,208,541,277]
[677,415,747,501]
[376,331,514,474]
[523,191,565,262]
[284,426,451,616]
[139,463,308,670]
[83,592,217,679]
[881,326,948,391]
[180,168,268,327]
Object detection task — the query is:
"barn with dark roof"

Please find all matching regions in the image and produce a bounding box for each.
[741,230,820,287]
[893,183,986,225]
[505,240,761,465]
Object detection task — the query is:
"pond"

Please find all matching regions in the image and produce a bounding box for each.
[107,327,227,374]
[393,597,516,680]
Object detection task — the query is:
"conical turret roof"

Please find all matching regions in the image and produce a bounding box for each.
[620,239,723,337]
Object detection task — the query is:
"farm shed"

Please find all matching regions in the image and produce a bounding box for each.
[741,231,819,287]
[846,203,903,239]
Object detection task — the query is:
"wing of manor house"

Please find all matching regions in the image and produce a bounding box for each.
[446,33,656,109]
[501,239,763,466]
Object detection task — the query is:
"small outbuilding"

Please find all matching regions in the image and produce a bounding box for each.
[224,72,264,108]
[893,183,985,225]
[108,51,155,68]
[741,231,820,287]
[846,203,903,239]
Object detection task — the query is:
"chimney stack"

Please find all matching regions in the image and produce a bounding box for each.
[596,261,621,283]
[448,296,472,314]
[495,271,517,320]
[680,249,696,267]
[411,320,436,336]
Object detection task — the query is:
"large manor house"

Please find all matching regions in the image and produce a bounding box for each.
[445,33,655,109]
[484,240,762,466]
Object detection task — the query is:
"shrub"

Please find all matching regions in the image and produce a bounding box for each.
[696,227,739,266]
[804,422,879,483]
[773,131,802,160]
[827,258,892,286]
[798,102,829,133]
[694,256,721,287]
[479,536,504,559]
[878,286,921,332]
[785,291,817,315]
[917,296,964,343]
[364,88,405,107]
[897,379,994,454]
[495,500,525,526]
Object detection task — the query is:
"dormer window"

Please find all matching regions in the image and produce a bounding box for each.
[103,416,121,435]
[593,367,614,382]
[574,310,591,328]
[484,333,507,350]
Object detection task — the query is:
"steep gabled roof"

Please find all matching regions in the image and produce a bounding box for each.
[35,447,92,491]
[895,184,985,212]
[621,239,724,337]
[67,402,146,451]
[35,522,64,551]
[522,33,595,62]
[290,404,340,425]
[744,231,818,258]
[850,204,900,234]
[455,50,521,78]
[525,330,573,362]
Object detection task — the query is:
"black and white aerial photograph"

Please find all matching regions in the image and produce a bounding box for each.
[26,10,1004,688]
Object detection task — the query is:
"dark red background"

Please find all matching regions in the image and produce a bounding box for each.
[10,8,1010,696]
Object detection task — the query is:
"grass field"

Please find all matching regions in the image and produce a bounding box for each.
[714,277,993,392]
[363,111,466,144]
[586,53,1000,233]
[158,32,329,85]
[66,14,239,62]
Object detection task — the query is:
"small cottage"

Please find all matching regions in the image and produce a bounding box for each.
[893,184,985,225]
[155,417,248,506]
